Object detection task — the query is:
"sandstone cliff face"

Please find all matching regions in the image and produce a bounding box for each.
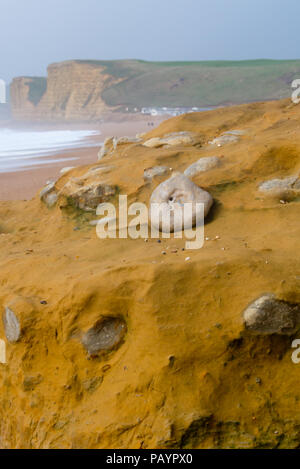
[10,77,45,121]
[10,61,118,122]
[10,59,300,122]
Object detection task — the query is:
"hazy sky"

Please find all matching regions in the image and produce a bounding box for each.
[0,0,299,83]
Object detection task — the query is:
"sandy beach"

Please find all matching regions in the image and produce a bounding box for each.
[0,115,164,200]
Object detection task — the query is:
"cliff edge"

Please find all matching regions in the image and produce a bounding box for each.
[10,59,300,122]
[10,61,120,122]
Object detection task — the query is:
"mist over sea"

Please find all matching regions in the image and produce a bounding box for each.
[0,128,100,173]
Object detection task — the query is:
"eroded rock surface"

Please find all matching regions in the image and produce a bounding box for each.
[60,167,75,175]
[143,137,166,148]
[98,136,142,160]
[223,130,246,136]
[3,307,21,343]
[82,317,127,356]
[61,179,116,211]
[259,176,300,199]
[184,156,220,177]
[243,294,300,335]
[144,166,169,182]
[40,182,58,208]
[98,136,115,160]
[113,136,142,147]
[2,98,300,449]
[209,134,239,146]
[143,132,195,148]
[150,172,213,232]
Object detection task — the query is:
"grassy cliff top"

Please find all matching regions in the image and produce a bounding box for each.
[71,58,300,107]
[13,58,300,108]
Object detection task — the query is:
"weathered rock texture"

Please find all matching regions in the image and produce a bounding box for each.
[60,179,116,211]
[144,166,169,182]
[209,133,240,146]
[150,172,213,232]
[9,77,47,121]
[243,294,300,335]
[98,137,115,161]
[82,317,127,356]
[3,307,21,343]
[259,176,300,200]
[10,61,120,122]
[143,132,195,148]
[184,156,220,178]
[40,169,117,211]
[40,182,58,208]
[2,98,300,449]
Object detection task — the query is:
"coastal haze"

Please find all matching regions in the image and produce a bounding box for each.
[1,0,300,451]
[0,0,300,197]
[1,0,300,84]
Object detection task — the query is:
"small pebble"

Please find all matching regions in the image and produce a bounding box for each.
[40,300,47,305]
[161,251,167,255]
[185,257,191,261]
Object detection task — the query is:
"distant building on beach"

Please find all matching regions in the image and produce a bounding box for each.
[140,106,212,117]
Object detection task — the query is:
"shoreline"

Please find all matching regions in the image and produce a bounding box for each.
[0,115,166,201]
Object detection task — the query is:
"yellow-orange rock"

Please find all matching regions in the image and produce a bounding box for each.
[1,98,300,448]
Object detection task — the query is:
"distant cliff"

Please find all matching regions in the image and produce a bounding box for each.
[10,59,300,122]
[10,61,121,121]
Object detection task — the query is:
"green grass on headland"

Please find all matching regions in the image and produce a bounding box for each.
[98,59,300,108]
[28,59,300,108]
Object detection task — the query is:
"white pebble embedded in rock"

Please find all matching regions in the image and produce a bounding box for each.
[184,156,221,178]
[150,172,213,233]
[3,307,21,343]
[243,294,300,335]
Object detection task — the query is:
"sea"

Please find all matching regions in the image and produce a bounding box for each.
[0,128,100,173]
